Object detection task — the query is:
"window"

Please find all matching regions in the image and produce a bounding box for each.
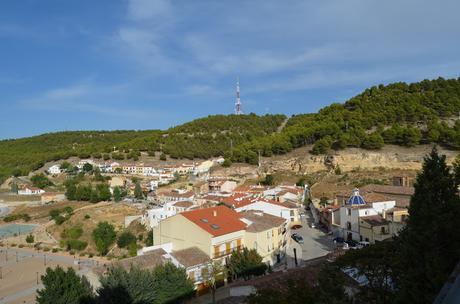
[290,210,294,216]
[347,209,352,216]
[347,222,351,230]
[290,217,294,222]
[272,230,274,237]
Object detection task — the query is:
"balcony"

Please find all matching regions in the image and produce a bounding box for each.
[213,245,243,259]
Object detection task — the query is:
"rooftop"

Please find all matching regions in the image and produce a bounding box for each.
[240,211,286,233]
[171,247,210,268]
[180,206,246,237]
[360,215,389,226]
[113,248,167,271]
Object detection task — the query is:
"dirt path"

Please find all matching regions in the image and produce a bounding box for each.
[276,117,289,133]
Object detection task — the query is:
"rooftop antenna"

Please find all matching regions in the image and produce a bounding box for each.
[235,77,243,115]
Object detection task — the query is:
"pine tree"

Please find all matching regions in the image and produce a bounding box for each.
[36,266,93,304]
[396,147,460,302]
[113,186,122,202]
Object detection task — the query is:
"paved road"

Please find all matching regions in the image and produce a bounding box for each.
[285,211,334,268]
[0,246,100,304]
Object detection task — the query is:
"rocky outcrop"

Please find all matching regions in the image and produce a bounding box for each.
[262,145,458,174]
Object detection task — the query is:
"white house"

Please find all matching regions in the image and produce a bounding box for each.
[48,165,62,175]
[233,198,301,226]
[18,187,45,195]
[339,188,396,242]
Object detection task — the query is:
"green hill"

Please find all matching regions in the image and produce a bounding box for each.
[2,77,460,183]
[229,77,460,163]
[0,114,286,182]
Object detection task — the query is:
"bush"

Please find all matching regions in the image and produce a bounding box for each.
[18,244,24,248]
[67,227,83,239]
[63,206,73,215]
[49,209,60,219]
[52,248,58,253]
[117,231,137,248]
[84,214,91,220]
[10,243,17,247]
[26,234,34,243]
[66,239,88,251]
[43,247,50,252]
[128,242,137,257]
[3,213,31,222]
[54,215,66,225]
[69,250,75,255]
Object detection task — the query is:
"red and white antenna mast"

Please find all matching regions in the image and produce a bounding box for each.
[235,76,243,115]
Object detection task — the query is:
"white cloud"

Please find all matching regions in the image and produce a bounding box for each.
[18,82,161,119]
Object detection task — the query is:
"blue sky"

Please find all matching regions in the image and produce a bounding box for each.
[1,0,460,139]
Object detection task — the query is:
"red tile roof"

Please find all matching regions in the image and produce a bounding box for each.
[180,206,247,237]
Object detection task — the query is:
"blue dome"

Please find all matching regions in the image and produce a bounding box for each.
[347,188,366,205]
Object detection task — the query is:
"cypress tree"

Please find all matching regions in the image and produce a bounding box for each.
[396,147,460,302]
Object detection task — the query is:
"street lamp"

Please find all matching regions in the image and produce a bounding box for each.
[36,272,39,284]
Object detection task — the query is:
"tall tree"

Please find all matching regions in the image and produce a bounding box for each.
[92,221,116,256]
[113,186,122,202]
[36,266,93,304]
[396,147,460,302]
[97,266,156,304]
[134,182,144,199]
[152,262,194,304]
[202,260,226,304]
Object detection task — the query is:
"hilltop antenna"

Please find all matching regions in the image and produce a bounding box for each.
[235,77,243,115]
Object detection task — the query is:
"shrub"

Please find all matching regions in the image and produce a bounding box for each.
[10,243,17,247]
[67,239,88,251]
[63,206,73,215]
[49,209,60,219]
[26,234,34,243]
[67,227,83,239]
[128,242,138,257]
[52,248,59,253]
[54,215,66,225]
[84,214,91,220]
[117,231,137,248]
[43,247,50,252]
[69,250,75,255]
[18,244,24,248]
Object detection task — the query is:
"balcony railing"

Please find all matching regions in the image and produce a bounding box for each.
[213,245,243,259]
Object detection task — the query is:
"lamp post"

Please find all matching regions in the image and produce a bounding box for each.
[36,272,39,285]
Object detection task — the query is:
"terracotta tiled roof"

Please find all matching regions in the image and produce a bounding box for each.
[172,247,210,268]
[181,206,247,237]
[173,200,194,208]
[360,215,389,226]
[241,211,286,232]
[115,248,167,271]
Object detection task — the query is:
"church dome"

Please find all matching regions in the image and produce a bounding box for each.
[347,188,366,205]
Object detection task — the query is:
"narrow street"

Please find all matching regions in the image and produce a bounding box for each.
[284,211,334,268]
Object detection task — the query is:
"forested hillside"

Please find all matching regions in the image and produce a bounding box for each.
[2,77,460,182]
[228,77,460,164]
[0,114,285,182]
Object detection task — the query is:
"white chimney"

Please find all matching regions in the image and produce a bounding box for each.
[213,210,217,217]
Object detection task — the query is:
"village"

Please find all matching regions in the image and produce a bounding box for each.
[0,154,414,303]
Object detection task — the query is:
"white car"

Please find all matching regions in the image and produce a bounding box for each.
[310,223,316,228]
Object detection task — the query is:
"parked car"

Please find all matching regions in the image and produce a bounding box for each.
[310,223,316,228]
[291,224,303,230]
[333,237,345,244]
[357,241,370,248]
[345,240,359,249]
[291,233,304,244]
